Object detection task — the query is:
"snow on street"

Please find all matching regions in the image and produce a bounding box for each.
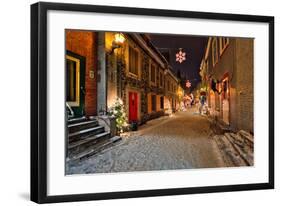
[66,108,227,174]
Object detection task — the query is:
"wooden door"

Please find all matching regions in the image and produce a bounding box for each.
[129,92,138,122]
[222,77,230,124]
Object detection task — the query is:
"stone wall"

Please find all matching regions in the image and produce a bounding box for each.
[235,39,254,133]
[206,37,254,133]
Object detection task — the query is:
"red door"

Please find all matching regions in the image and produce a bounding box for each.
[129,92,138,122]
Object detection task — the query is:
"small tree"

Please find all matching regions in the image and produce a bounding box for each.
[108,98,128,134]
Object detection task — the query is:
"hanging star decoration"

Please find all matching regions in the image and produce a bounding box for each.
[176,48,186,63]
[186,80,191,88]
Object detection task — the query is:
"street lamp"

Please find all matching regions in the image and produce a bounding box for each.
[110,32,126,54]
[177,88,183,98]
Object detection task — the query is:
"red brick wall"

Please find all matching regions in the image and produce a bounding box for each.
[66,30,97,116]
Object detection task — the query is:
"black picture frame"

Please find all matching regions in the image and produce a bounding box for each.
[31,1,274,204]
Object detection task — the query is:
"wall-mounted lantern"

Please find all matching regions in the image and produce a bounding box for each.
[110,32,126,54]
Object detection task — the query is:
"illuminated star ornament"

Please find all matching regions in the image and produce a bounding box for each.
[176,48,186,63]
[186,80,191,88]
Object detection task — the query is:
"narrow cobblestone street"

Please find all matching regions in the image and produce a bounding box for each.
[67,108,228,174]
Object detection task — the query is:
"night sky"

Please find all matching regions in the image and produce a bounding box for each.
[149,34,208,91]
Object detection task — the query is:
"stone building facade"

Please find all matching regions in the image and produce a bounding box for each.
[200,37,254,133]
[105,32,179,124]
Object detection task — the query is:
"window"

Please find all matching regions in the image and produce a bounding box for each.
[219,37,230,55]
[212,38,218,66]
[167,80,170,91]
[129,46,139,76]
[157,67,160,86]
[151,95,156,111]
[66,55,80,106]
[159,72,163,87]
[150,64,156,83]
[160,96,164,109]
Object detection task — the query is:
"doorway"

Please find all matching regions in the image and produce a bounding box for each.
[129,92,138,122]
[221,77,230,124]
[66,51,85,118]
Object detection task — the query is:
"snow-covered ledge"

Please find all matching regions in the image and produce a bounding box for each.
[94,115,116,137]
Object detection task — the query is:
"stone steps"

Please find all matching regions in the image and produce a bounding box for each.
[68,120,99,133]
[68,136,121,162]
[68,131,110,150]
[68,116,87,124]
[213,130,254,167]
[69,126,105,142]
[68,132,111,157]
[67,116,121,162]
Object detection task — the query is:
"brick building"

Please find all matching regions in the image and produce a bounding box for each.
[65,30,98,117]
[200,37,254,133]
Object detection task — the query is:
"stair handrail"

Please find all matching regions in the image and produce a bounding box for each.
[96,116,111,128]
[66,102,75,118]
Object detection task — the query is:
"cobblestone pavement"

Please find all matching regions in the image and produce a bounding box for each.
[66,108,227,174]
